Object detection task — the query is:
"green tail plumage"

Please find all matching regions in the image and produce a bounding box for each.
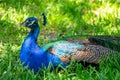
[52,35,120,52]
[46,35,120,64]
[88,36,120,52]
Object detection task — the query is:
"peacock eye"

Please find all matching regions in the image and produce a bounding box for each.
[28,19,32,22]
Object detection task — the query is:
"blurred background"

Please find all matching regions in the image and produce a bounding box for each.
[0,0,120,79]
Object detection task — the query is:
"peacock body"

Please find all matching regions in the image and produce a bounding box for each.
[20,17,66,72]
[20,16,119,72]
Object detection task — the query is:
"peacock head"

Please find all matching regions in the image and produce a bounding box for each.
[20,13,47,29]
[20,17,39,29]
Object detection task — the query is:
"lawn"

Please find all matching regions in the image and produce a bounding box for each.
[0,0,120,80]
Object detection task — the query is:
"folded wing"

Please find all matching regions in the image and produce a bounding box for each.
[48,41,116,64]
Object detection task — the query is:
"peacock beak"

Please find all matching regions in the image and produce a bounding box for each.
[19,21,27,26]
[19,22,26,27]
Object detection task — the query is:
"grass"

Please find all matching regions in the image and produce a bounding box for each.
[0,0,120,80]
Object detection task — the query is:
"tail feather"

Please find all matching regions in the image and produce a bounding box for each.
[88,36,120,52]
[48,35,120,64]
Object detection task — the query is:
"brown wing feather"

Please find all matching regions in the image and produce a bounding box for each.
[48,36,119,63]
[72,45,115,64]
[48,44,116,64]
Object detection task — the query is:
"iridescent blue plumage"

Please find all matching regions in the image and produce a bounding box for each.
[20,17,67,72]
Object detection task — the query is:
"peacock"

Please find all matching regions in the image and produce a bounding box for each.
[20,15,119,72]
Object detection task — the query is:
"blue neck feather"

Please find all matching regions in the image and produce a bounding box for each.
[28,25,40,41]
[20,25,66,72]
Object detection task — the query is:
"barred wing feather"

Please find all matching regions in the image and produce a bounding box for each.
[48,41,115,64]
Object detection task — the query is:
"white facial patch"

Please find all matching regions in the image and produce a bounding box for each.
[28,20,35,26]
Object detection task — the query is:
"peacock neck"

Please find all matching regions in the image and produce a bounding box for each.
[28,26,40,41]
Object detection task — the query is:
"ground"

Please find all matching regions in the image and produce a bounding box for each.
[0,0,120,80]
